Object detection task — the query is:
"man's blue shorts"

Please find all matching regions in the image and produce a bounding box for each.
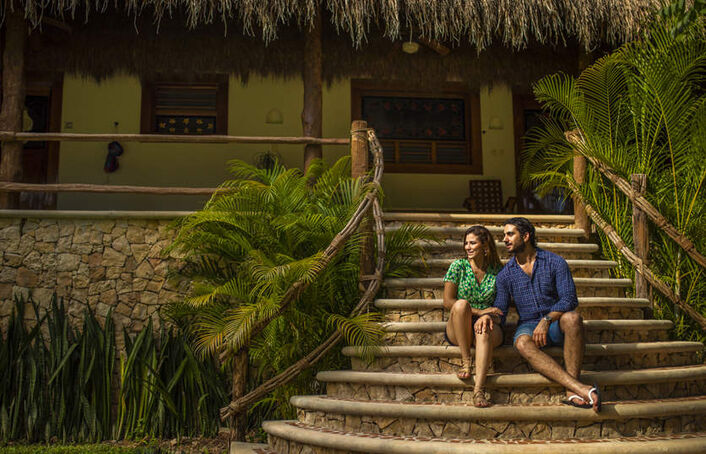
[513,319,564,346]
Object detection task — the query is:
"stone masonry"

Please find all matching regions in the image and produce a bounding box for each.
[0,212,188,334]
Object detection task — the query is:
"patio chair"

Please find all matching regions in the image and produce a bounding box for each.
[462,179,517,213]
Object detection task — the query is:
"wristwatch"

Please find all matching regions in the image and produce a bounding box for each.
[543,315,553,324]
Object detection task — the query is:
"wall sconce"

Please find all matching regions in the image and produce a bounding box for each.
[265,108,284,124]
[488,116,503,130]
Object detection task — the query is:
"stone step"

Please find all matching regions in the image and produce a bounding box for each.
[388,225,586,243]
[343,341,703,373]
[419,240,600,260]
[377,297,649,321]
[318,365,706,404]
[265,421,706,453]
[416,258,618,278]
[290,395,706,441]
[383,319,671,345]
[384,276,630,299]
[383,212,575,227]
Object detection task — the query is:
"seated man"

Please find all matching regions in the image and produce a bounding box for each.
[476,217,602,411]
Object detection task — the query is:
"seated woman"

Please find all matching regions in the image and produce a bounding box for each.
[443,225,504,407]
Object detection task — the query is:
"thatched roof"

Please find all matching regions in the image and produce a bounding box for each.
[26,11,581,87]
[11,0,664,51]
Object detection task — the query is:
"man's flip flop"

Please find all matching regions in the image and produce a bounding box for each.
[587,385,603,413]
[561,395,591,409]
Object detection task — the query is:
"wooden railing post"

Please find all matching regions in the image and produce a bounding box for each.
[351,120,374,279]
[350,120,368,179]
[631,174,649,299]
[572,151,590,237]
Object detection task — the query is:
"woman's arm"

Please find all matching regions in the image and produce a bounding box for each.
[443,281,460,310]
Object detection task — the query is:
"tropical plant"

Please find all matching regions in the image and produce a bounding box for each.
[522,0,706,341]
[0,295,227,443]
[166,155,433,426]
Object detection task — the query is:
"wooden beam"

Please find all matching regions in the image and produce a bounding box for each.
[302,9,323,171]
[0,10,27,209]
[572,151,589,237]
[0,131,349,145]
[0,182,220,195]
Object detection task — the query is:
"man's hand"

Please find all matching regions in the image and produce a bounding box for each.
[533,319,549,347]
[474,315,493,334]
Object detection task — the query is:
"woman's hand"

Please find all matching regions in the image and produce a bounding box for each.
[480,307,503,317]
[474,315,493,334]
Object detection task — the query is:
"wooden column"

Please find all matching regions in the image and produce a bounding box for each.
[350,120,368,178]
[230,348,248,441]
[0,10,27,209]
[350,120,374,278]
[631,174,649,299]
[572,152,589,237]
[301,11,322,171]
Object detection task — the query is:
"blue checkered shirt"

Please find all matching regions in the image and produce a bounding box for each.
[494,248,578,324]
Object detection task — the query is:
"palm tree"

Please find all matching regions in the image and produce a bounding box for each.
[522,1,706,341]
[165,155,432,431]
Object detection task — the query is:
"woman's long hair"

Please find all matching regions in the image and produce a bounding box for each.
[463,225,502,270]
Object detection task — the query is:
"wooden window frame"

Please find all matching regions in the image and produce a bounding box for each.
[140,77,228,135]
[351,79,482,174]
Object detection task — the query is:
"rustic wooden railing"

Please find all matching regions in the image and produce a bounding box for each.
[0,132,349,196]
[566,130,706,330]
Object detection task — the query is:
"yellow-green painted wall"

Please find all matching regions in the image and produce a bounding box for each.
[58,76,516,211]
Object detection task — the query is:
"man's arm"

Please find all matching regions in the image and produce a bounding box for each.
[493,271,511,325]
[549,257,578,313]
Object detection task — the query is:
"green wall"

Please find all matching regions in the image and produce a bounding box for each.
[58,76,516,211]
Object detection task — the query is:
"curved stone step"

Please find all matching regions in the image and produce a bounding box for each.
[318,365,706,404]
[265,421,706,454]
[383,276,630,298]
[290,395,706,440]
[415,258,618,278]
[388,225,587,243]
[343,341,704,373]
[383,276,632,288]
[383,212,575,226]
[377,297,649,322]
[383,319,671,345]
[421,240,599,253]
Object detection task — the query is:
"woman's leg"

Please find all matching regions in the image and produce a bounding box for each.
[473,326,503,406]
[446,300,474,378]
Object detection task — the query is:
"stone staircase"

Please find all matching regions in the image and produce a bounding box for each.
[262,213,706,453]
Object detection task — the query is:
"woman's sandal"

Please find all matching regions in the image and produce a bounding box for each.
[456,359,472,380]
[473,389,492,408]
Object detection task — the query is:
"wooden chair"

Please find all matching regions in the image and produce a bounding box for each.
[462,179,517,213]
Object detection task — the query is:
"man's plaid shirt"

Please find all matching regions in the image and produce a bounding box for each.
[494,248,579,324]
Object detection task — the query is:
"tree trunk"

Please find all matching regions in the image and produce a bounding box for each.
[631,174,649,300]
[0,9,27,209]
[301,11,322,171]
[230,348,249,441]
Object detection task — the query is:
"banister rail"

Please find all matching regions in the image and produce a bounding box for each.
[566,130,706,269]
[0,131,350,145]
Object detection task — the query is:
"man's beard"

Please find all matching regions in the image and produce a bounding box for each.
[509,239,526,255]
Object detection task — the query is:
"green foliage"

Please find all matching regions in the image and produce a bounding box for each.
[524,1,706,342]
[0,444,164,454]
[167,156,431,428]
[0,296,227,444]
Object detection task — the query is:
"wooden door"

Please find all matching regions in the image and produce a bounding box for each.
[20,74,62,209]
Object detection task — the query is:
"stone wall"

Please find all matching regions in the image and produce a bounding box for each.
[0,211,192,332]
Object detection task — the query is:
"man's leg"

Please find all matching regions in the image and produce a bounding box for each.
[515,334,594,404]
[560,311,586,401]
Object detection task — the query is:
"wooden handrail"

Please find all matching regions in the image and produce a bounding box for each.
[0,131,350,145]
[566,130,706,270]
[0,182,221,195]
[568,179,706,330]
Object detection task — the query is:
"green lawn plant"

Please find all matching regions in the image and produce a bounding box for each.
[0,296,227,444]
[522,0,706,342]
[167,155,433,428]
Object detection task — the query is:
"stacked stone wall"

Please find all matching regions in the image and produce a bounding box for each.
[0,212,189,333]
